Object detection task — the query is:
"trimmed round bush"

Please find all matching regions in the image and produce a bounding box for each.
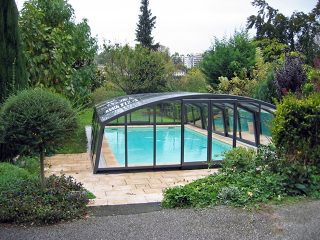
[0,88,77,185]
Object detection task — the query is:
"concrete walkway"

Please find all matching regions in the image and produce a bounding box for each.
[45,153,217,206]
[2,200,320,240]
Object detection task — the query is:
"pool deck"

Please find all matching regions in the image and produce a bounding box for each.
[45,153,217,206]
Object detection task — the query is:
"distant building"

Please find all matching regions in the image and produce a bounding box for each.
[181,53,203,69]
[173,69,186,77]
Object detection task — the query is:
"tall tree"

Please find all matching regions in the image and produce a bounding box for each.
[19,0,98,105]
[0,0,27,104]
[201,31,256,87]
[135,0,159,50]
[103,44,173,94]
[247,0,320,65]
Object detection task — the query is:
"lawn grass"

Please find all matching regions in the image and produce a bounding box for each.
[56,108,93,154]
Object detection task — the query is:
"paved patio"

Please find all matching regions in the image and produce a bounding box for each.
[45,153,217,206]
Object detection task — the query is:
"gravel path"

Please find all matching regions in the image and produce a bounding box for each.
[1,200,320,240]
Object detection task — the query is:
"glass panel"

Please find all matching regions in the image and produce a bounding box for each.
[227,107,235,136]
[184,103,208,163]
[260,110,274,145]
[238,108,255,143]
[103,127,125,168]
[129,108,152,124]
[156,102,181,124]
[109,116,125,125]
[128,126,153,166]
[212,107,224,133]
[211,139,233,160]
[156,125,181,165]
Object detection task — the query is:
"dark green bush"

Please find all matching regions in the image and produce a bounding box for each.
[0,88,77,185]
[272,94,320,166]
[0,142,19,162]
[0,174,89,224]
[279,164,320,196]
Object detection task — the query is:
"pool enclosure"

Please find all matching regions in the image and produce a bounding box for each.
[90,92,275,173]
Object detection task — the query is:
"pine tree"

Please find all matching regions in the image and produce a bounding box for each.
[0,0,27,104]
[135,0,159,50]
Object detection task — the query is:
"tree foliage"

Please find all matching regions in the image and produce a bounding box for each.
[273,94,320,166]
[247,0,320,65]
[217,76,257,96]
[173,68,208,92]
[0,89,77,186]
[274,56,307,98]
[0,0,27,104]
[19,0,98,105]
[201,31,256,87]
[103,44,173,94]
[135,0,159,50]
[254,38,290,63]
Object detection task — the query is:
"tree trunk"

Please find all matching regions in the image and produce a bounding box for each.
[39,149,45,188]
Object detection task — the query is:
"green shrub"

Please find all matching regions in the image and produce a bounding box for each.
[222,147,256,173]
[217,186,241,204]
[0,174,89,224]
[0,163,35,189]
[0,88,77,185]
[56,108,93,154]
[255,144,284,172]
[91,86,125,105]
[15,155,40,175]
[162,169,285,208]
[272,94,320,166]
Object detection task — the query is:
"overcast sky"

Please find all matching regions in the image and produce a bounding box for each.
[16,0,317,54]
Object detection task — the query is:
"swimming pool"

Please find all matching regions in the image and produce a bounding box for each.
[104,127,232,166]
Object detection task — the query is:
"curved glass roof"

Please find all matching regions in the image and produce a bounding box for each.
[95,92,276,124]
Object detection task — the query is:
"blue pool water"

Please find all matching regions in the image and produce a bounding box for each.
[104,127,232,166]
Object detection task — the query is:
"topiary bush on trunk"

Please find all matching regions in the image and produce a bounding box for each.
[0,88,77,186]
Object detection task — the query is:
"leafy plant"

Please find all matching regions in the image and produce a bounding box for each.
[0,88,77,186]
[201,30,256,87]
[274,56,307,97]
[91,85,126,105]
[0,173,89,224]
[0,0,27,104]
[222,147,256,173]
[56,108,93,154]
[0,163,36,189]
[15,155,40,176]
[103,44,174,94]
[218,186,241,204]
[272,94,320,166]
[19,0,98,105]
[247,0,320,65]
[172,68,208,92]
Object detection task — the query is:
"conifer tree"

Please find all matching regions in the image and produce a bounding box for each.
[0,0,27,104]
[135,0,159,50]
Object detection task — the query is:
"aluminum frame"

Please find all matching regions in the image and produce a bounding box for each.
[90,92,275,173]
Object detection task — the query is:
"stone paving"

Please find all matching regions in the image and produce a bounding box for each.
[45,153,217,206]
